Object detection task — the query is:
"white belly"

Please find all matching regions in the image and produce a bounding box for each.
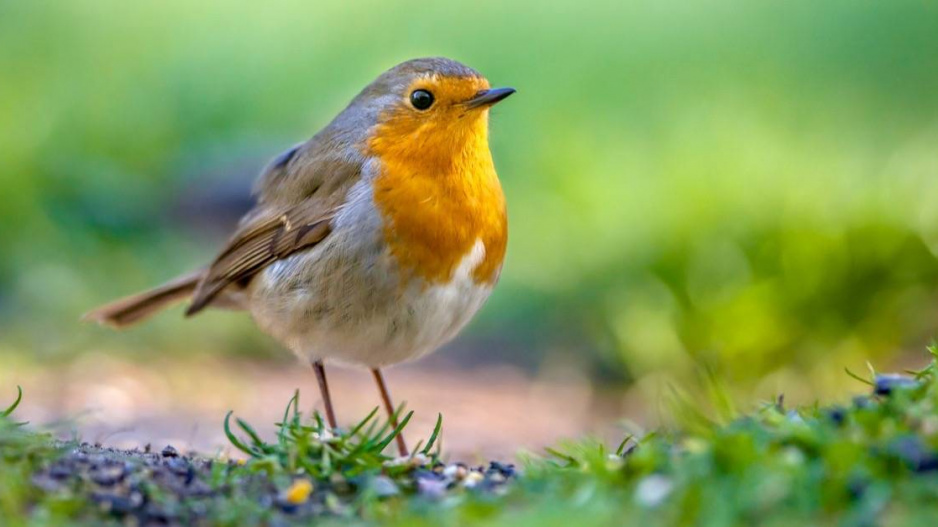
[249,242,492,367]
[246,180,495,368]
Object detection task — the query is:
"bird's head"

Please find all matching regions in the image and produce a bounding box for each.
[341,57,514,172]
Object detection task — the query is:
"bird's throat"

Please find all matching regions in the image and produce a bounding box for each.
[368,119,507,287]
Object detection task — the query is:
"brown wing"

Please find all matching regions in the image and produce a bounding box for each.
[185,201,336,316]
[185,127,365,317]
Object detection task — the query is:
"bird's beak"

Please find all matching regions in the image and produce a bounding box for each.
[463,87,516,109]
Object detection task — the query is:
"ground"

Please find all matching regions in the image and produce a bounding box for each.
[3,354,634,460]
[5,351,938,526]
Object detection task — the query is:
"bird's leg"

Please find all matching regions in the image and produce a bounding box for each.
[311,360,338,430]
[371,368,408,457]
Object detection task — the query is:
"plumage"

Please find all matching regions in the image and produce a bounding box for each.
[85,57,514,455]
[186,203,336,315]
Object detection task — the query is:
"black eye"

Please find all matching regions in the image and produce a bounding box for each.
[410,89,434,110]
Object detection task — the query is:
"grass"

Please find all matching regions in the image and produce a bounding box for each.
[222,393,441,479]
[5,350,938,525]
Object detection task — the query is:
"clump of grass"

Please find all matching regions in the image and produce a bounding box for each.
[1,385,50,451]
[513,347,938,527]
[223,391,443,480]
[1,386,65,521]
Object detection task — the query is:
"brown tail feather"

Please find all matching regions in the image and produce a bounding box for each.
[83,271,203,328]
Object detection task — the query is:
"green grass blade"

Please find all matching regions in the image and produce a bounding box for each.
[2,386,23,417]
[845,367,874,386]
[702,366,736,423]
[348,407,380,438]
[313,411,325,432]
[373,403,407,439]
[420,413,443,456]
[278,390,300,448]
[236,418,267,449]
[544,447,577,466]
[375,411,414,453]
[223,411,258,457]
[321,440,332,475]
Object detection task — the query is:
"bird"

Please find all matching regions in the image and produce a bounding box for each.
[84,57,514,457]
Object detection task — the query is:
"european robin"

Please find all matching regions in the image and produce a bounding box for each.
[85,57,514,456]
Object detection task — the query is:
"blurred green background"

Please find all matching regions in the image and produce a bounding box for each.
[3,0,938,404]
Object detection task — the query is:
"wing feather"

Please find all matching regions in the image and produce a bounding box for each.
[185,202,336,316]
[184,139,362,316]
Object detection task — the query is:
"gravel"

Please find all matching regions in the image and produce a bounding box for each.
[29,442,517,525]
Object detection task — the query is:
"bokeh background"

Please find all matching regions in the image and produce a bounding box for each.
[3,0,938,456]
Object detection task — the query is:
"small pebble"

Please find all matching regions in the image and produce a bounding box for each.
[368,475,400,498]
[875,374,918,396]
[92,491,144,514]
[161,445,179,458]
[888,436,938,472]
[825,406,847,426]
[166,457,195,484]
[635,474,674,507]
[417,476,448,498]
[90,463,127,487]
[49,462,73,480]
[462,471,484,489]
[488,461,516,478]
[443,463,468,480]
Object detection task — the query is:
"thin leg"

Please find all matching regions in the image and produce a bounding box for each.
[372,368,408,457]
[312,360,338,430]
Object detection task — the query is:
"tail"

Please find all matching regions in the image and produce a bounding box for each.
[83,271,203,328]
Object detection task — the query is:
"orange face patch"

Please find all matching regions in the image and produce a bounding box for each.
[366,74,508,286]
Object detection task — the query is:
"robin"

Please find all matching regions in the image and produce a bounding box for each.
[85,57,514,457]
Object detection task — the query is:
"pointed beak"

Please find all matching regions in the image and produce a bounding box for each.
[463,87,516,109]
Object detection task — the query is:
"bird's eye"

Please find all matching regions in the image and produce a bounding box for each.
[410,89,434,110]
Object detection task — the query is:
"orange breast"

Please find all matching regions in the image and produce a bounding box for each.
[367,114,507,286]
